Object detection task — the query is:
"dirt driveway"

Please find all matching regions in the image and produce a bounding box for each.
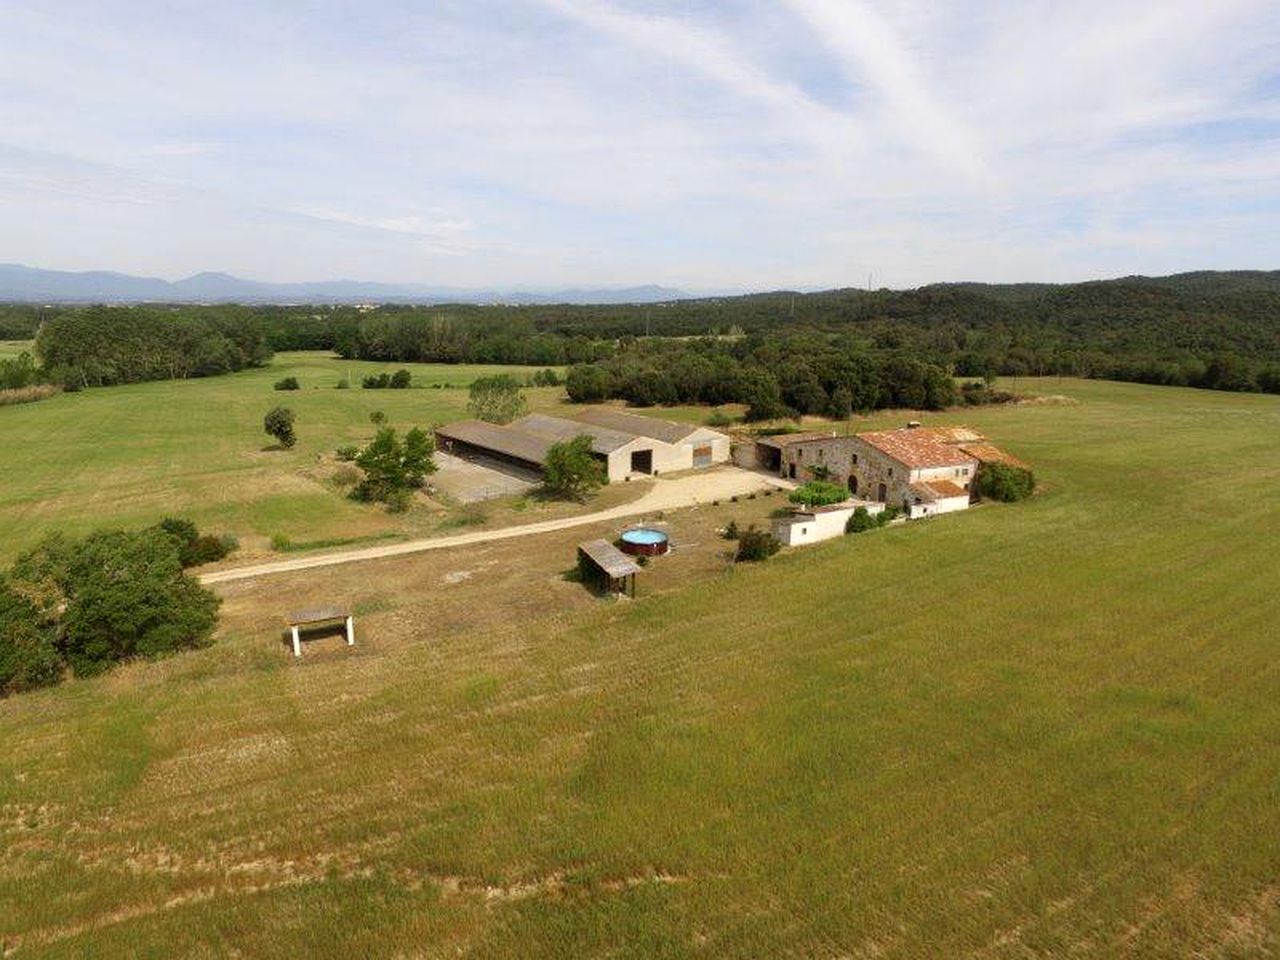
[202,466,793,585]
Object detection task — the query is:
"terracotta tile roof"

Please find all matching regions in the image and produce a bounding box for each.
[856,429,979,469]
[754,431,838,449]
[959,442,1028,469]
[909,479,970,501]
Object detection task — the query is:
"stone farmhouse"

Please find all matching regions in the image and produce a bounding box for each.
[755,423,1023,519]
[436,409,730,484]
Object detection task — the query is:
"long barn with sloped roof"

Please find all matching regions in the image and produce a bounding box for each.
[435,408,729,483]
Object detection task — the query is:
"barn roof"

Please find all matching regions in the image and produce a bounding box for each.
[514,414,638,453]
[857,429,978,469]
[435,420,553,465]
[577,539,643,579]
[574,407,702,445]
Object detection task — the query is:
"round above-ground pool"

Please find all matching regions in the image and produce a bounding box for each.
[620,527,669,557]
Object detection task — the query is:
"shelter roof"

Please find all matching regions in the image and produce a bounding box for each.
[577,539,643,579]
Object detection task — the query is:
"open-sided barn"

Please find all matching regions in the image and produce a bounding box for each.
[435,409,730,484]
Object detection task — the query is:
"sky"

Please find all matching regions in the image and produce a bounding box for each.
[1,0,1279,291]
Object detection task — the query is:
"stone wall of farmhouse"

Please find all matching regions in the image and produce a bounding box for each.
[779,437,857,483]
[847,440,913,503]
[780,436,978,506]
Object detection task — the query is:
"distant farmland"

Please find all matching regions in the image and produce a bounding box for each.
[1,378,1277,956]
[0,352,567,560]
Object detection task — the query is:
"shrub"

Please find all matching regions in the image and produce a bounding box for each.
[389,369,412,389]
[0,581,62,695]
[370,410,387,426]
[735,525,781,562]
[0,384,61,406]
[263,406,296,448]
[185,535,231,566]
[723,520,740,540]
[335,444,359,462]
[363,372,391,389]
[331,464,361,487]
[789,481,848,508]
[153,517,235,567]
[845,506,889,534]
[531,368,561,387]
[336,378,350,390]
[271,533,292,551]
[706,409,733,428]
[974,462,1036,502]
[273,376,300,391]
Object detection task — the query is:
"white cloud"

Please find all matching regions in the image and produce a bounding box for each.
[0,1,1278,287]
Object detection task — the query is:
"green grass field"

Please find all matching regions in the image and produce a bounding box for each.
[0,352,567,559]
[2,377,1279,956]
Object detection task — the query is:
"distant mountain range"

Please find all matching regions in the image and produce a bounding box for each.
[0,264,692,306]
[4,262,1280,307]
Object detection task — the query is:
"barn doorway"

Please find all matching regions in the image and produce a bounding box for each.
[877,482,887,502]
[692,444,713,468]
[848,475,858,495]
[630,449,653,474]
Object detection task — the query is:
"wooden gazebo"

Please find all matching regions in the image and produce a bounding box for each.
[284,607,355,657]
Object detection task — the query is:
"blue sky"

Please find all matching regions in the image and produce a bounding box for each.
[2,0,1279,290]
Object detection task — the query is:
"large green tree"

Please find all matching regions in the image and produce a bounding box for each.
[467,374,527,424]
[354,426,437,506]
[542,435,604,501]
[5,528,220,682]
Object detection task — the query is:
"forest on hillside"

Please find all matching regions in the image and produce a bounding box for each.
[2,271,1278,398]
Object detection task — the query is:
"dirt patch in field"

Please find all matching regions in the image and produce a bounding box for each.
[211,493,781,660]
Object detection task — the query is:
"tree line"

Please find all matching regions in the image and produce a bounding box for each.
[4,269,1280,396]
[565,334,960,420]
[33,306,272,388]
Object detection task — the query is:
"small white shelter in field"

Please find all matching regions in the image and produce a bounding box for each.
[285,607,355,657]
[772,499,885,547]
